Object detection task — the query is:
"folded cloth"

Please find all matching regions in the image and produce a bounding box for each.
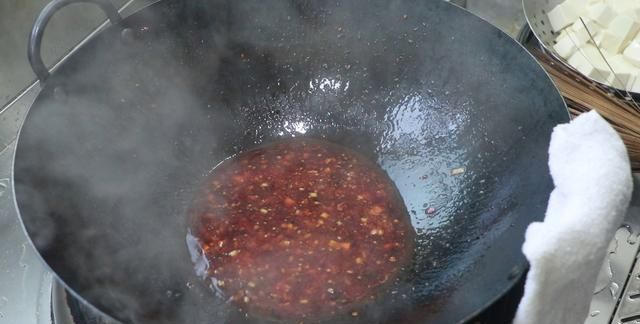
[513,111,633,324]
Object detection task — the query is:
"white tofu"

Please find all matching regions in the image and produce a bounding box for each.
[610,53,638,71]
[547,0,640,87]
[580,44,611,69]
[626,75,637,91]
[577,63,612,83]
[595,30,626,52]
[623,38,640,66]
[607,14,640,49]
[615,0,640,20]
[569,17,602,43]
[606,55,637,88]
[549,3,580,32]
[564,0,588,17]
[587,3,617,27]
[629,75,640,93]
[608,74,633,89]
[553,30,582,58]
[568,45,612,83]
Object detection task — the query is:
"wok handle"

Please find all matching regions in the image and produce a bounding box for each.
[28,0,123,83]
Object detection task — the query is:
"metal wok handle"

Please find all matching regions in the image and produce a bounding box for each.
[28,0,123,83]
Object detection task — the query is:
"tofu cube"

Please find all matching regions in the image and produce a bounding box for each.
[629,76,640,93]
[553,30,582,58]
[579,44,611,69]
[569,17,602,43]
[626,75,637,91]
[595,31,626,53]
[607,14,640,49]
[615,0,640,19]
[548,3,580,32]
[568,46,612,83]
[606,55,637,88]
[564,0,588,16]
[578,63,612,83]
[623,38,640,66]
[587,3,617,27]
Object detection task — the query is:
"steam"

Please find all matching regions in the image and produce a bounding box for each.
[16,2,230,322]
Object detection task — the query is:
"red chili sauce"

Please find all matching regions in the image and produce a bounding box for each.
[190,138,414,321]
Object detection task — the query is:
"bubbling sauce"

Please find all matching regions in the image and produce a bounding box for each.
[190,138,414,321]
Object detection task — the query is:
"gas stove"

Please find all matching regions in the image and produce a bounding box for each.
[2,2,640,324]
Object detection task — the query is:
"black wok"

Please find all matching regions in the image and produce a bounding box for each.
[13,0,569,323]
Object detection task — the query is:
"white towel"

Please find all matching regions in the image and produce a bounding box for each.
[513,111,633,324]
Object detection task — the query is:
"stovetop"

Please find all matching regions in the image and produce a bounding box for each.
[2,1,640,324]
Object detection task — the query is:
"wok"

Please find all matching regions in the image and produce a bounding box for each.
[12,0,569,323]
